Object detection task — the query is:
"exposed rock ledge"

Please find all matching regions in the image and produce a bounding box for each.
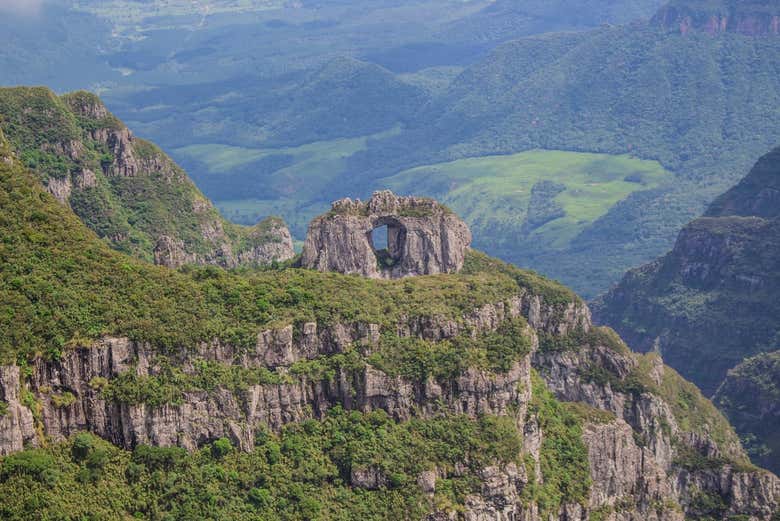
[0,290,585,455]
[1,287,777,519]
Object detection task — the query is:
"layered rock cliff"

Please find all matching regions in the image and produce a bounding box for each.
[0,87,294,268]
[1,130,778,519]
[1,270,777,518]
[653,0,780,35]
[594,145,780,474]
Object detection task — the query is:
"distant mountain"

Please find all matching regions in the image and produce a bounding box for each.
[444,0,665,43]
[254,57,430,147]
[714,350,780,474]
[113,57,430,150]
[594,145,780,471]
[0,87,294,268]
[343,6,780,297]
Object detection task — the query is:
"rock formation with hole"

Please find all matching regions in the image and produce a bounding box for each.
[301,191,472,278]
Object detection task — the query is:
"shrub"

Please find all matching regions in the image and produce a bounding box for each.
[125,462,145,484]
[72,433,95,461]
[50,391,77,408]
[211,438,232,459]
[248,487,272,508]
[132,445,186,471]
[0,450,57,482]
[88,377,109,391]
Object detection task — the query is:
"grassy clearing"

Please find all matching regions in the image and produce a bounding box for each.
[380,149,674,249]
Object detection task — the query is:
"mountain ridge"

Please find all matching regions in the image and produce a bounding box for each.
[594,144,780,473]
[0,86,294,269]
[0,125,777,519]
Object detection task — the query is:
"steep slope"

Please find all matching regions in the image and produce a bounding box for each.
[594,145,780,472]
[653,0,780,35]
[714,351,780,475]
[344,6,780,297]
[0,138,778,519]
[0,87,294,268]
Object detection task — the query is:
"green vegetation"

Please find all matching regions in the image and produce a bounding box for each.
[462,250,580,307]
[595,146,780,471]
[347,25,780,296]
[0,86,290,267]
[50,392,77,409]
[714,351,780,474]
[576,349,748,466]
[539,326,630,354]
[522,372,591,515]
[383,150,673,269]
[368,317,532,380]
[0,411,523,520]
[0,135,583,365]
[177,128,400,236]
[101,318,531,408]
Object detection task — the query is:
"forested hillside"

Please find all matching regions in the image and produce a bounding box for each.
[0,87,294,268]
[0,124,777,520]
[347,20,780,296]
[594,145,780,472]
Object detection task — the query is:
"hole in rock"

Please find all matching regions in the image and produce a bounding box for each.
[368,221,405,269]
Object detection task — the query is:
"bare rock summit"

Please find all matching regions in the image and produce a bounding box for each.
[301,191,472,278]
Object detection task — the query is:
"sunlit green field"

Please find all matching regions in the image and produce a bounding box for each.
[178,144,674,264]
[379,150,674,249]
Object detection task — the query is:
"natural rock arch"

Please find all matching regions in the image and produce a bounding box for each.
[301,191,472,279]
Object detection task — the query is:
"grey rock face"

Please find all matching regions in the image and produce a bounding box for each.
[0,366,37,455]
[1,283,778,519]
[301,190,472,278]
[45,175,72,204]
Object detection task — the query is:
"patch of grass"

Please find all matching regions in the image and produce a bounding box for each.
[50,392,77,408]
[382,149,673,251]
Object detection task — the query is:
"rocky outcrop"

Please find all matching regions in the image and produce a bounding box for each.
[0,290,576,455]
[9,297,537,453]
[0,366,37,455]
[153,235,197,268]
[45,175,72,204]
[237,217,296,266]
[1,282,777,518]
[594,145,780,472]
[533,338,780,520]
[653,2,780,36]
[301,190,471,279]
[0,87,296,270]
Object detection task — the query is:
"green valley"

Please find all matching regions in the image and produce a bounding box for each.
[382,150,673,256]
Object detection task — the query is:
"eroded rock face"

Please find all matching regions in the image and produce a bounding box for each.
[301,190,472,278]
[1,278,777,518]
